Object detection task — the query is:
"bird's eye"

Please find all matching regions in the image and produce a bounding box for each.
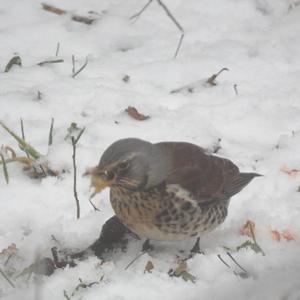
[118,161,129,170]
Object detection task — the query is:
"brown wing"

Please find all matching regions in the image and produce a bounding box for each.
[158,142,258,202]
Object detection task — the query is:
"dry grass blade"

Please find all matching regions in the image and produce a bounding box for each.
[75,127,85,144]
[71,137,80,219]
[55,42,60,56]
[0,153,9,184]
[72,57,88,78]
[48,118,54,146]
[125,251,146,270]
[0,156,34,166]
[0,267,15,288]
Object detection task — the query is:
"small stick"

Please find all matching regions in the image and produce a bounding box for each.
[37,59,64,66]
[130,0,185,58]
[0,153,9,184]
[0,267,15,288]
[55,42,60,57]
[125,251,146,270]
[72,57,88,78]
[42,3,66,15]
[156,0,184,58]
[71,137,80,219]
[130,0,153,20]
[48,118,54,146]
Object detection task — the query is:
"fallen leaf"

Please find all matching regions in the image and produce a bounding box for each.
[270,230,281,241]
[280,166,300,177]
[125,106,150,121]
[144,260,154,273]
[0,243,18,256]
[281,230,296,241]
[169,260,196,283]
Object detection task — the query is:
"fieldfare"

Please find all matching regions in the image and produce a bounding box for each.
[86,138,260,253]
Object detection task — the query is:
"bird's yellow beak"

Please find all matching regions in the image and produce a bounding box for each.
[84,166,116,198]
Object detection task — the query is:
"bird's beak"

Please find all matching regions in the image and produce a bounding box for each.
[84,166,116,197]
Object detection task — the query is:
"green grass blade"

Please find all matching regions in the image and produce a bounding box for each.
[0,121,40,160]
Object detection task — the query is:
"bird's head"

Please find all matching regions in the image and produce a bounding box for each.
[85,138,170,197]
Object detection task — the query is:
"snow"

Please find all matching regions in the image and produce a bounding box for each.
[1,0,300,299]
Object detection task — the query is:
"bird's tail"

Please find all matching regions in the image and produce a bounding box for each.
[224,172,262,198]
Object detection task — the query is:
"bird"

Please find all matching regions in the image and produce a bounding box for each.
[86,138,261,253]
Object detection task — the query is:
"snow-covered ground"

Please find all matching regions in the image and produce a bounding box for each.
[1,0,300,299]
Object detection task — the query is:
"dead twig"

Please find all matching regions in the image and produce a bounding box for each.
[130,0,153,21]
[130,0,184,58]
[156,0,184,58]
[37,59,64,66]
[207,68,229,86]
[41,3,96,25]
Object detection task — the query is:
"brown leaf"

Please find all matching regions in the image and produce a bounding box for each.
[280,166,300,177]
[270,230,281,241]
[144,260,154,273]
[0,243,18,256]
[125,106,150,121]
[281,230,296,241]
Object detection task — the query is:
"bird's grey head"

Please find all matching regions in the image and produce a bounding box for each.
[87,138,171,194]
